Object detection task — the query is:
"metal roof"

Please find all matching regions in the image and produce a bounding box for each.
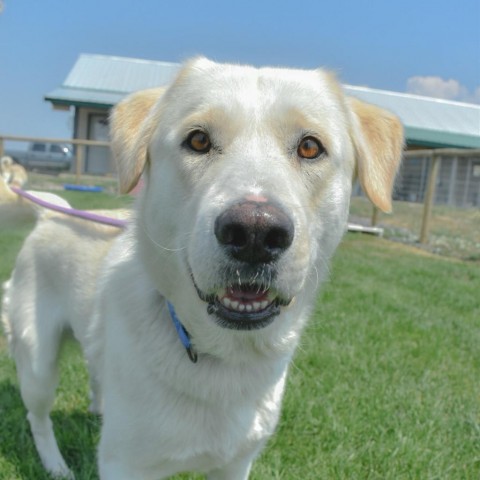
[45,54,480,149]
[344,85,480,148]
[45,54,181,108]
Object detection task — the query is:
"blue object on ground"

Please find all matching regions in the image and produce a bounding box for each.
[64,184,104,192]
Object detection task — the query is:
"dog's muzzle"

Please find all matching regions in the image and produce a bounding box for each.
[194,199,295,330]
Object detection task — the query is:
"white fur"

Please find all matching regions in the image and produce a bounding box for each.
[1,58,403,479]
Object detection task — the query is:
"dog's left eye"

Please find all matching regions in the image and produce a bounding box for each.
[297,136,325,160]
[185,130,212,153]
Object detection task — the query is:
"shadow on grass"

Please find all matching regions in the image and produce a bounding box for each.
[0,380,100,479]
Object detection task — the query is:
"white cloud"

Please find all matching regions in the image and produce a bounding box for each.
[406,76,480,104]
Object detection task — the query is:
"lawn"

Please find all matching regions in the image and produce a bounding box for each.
[0,190,479,479]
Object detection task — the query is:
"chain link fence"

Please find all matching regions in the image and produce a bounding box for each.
[351,148,480,261]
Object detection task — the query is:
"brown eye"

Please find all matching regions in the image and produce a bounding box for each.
[297,136,325,160]
[186,130,212,153]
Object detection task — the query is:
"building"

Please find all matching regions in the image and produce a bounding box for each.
[45,54,480,205]
[45,54,181,174]
[345,85,480,206]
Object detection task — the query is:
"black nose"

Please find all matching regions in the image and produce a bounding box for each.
[214,200,294,264]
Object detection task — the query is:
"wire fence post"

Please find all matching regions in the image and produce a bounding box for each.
[419,154,440,244]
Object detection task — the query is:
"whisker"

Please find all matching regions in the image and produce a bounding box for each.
[139,221,188,253]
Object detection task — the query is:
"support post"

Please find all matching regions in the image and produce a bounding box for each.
[76,144,84,184]
[419,154,440,244]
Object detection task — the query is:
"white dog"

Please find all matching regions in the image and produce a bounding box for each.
[2,58,403,479]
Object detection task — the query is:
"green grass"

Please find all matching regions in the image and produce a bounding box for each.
[1,191,479,479]
[27,172,122,195]
[265,238,480,479]
[57,190,134,211]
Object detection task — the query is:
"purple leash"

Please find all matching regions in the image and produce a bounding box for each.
[11,186,128,229]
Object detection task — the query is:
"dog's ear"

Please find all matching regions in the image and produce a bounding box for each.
[348,97,404,212]
[110,87,165,194]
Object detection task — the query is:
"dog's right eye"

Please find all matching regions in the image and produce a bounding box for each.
[297,136,325,160]
[185,130,212,153]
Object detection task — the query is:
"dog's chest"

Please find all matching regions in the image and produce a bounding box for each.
[117,387,281,475]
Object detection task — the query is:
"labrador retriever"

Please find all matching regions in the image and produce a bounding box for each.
[2,57,403,479]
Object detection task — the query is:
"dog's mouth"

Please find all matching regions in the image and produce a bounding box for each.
[193,279,292,331]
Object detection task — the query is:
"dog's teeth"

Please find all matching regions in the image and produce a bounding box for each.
[222,297,231,308]
[218,291,279,313]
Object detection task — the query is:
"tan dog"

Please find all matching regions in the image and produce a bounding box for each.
[0,174,72,226]
[1,155,28,188]
[2,58,402,479]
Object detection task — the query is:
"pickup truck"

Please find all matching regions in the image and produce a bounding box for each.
[5,142,74,173]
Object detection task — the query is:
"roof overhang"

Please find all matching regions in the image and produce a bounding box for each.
[45,87,127,110]
[405,126,480,149]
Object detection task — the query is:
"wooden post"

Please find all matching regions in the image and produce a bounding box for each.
[419,154,440,244]
[371,206,380,226]
[0,137,4,158]
[76,144,84,184]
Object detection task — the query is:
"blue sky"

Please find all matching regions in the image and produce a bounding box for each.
[0,0,479,140]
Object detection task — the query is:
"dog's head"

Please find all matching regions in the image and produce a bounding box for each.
[110,58,403,358]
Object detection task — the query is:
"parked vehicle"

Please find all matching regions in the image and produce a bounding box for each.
[5,142,74,173]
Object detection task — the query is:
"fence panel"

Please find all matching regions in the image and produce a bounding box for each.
[350,148,480,260]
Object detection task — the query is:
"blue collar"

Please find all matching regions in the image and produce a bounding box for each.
[167,301,198,363]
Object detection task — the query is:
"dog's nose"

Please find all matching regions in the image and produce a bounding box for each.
[214,200,294,264]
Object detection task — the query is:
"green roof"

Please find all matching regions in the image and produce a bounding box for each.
[45,54,181,108]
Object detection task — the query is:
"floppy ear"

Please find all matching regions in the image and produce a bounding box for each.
[348,97,404,212]
[110,87,165,193]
